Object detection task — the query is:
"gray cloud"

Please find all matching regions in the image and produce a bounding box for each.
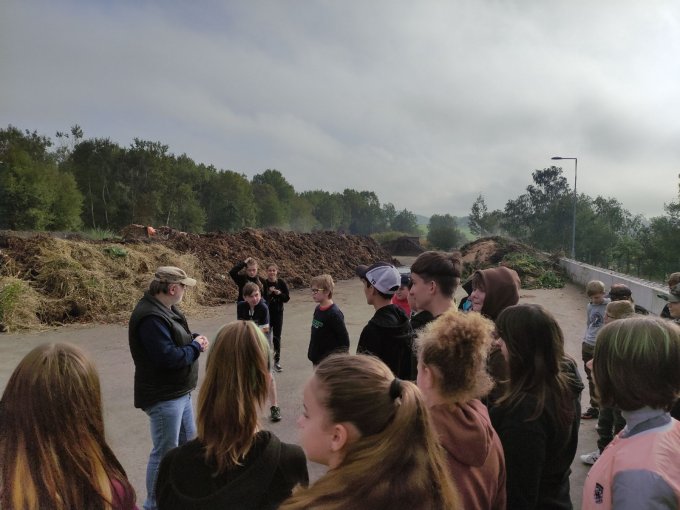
[2,0,680,218]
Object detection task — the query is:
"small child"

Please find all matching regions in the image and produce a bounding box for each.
[391,274,412,317]
[582,280,610,420]
[580,300,634,465]
[307,274,350,366]
[582,317,680,509]
[229,256,267,303]
[264,263,290,372]
[236,282,281,422]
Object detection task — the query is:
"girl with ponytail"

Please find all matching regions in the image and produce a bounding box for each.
[281,353,460,510]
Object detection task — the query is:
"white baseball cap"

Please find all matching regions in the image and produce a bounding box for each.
[355,262,401,294]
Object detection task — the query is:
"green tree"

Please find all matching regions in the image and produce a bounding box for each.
[342,189,386,235]
[392,208,419,234]
[253,182,286,227]
[0,126,83,230]
[252,169,295,225]
[427,214,463,250]
[300,190,346,230]
[203,169,256,231]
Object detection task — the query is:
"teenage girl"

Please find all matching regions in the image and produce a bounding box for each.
[490,304,584,509]
[155,321,308,509]
[0,343,137,510]
[281,353,460,510]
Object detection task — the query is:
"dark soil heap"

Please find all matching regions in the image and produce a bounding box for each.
[0,229,391,331]
[460,236,566,289]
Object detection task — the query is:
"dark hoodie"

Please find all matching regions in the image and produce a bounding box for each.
[476,266,521,321]
[475,267,521,406]
[430,399,506,510]
[357,303,413,379]
[155,431,308,510]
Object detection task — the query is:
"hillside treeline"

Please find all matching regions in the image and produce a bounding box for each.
[468,167,680,281]
[0,125,423,237]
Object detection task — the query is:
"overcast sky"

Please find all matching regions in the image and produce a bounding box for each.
[2,1,680,219]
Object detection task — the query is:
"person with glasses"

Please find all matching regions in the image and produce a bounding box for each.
[307,274,350,367]
[128,266,210,510]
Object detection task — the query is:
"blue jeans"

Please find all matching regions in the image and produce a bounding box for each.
[143,393,196,510]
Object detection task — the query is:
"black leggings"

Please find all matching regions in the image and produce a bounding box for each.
[270,309,283,362]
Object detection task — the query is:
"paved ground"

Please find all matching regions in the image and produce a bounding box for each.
[0,274,595,508]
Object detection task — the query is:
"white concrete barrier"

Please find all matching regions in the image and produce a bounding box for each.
[559,258,669,315]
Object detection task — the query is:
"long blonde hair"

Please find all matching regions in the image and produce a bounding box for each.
[197,320,270,473]
[280,354,460,510]
[0,343,135,510]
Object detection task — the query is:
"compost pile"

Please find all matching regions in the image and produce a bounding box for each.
[0,228,391,331]
[459,236,566,290]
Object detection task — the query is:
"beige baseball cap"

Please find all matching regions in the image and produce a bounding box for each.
[154,266,197,286]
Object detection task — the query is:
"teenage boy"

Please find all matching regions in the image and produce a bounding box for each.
[356,262,413,379]
[408,251,462,326]
[582,280,610,420]
[307,274,350,366]
[229,256,267,303]
[236,282,281,422]
[608,283,650,315]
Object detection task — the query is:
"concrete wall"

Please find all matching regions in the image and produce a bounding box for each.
[559,258,669,315]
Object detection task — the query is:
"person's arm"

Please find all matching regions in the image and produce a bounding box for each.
[279,279,290,303]
[236,302,248,321]
[611,470,677,510]
[229,260,246,283]
[330,308,350,352]
[356,324,378,355]
[138,316,201,369]
[494,411,546,509]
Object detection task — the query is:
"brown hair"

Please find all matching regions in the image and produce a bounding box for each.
[149,279,171,295]
[594,317,680,411]
[197,321,270,473]
[280,354,460,510]
[0,343,135,510]
[668,272,680,288]
[243,281,261,297]
[417,309,494,403]
[495,304,576,425]
[311,274,335,299]
[410,251,462,298]
[267,262,279,270]
[605,300,635,321]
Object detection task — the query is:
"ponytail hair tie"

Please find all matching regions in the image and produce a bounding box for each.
[389,377,403,400]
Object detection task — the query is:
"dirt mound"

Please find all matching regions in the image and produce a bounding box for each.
[0,229,391,331]
[381,236,425,256]
[460,236,565,289]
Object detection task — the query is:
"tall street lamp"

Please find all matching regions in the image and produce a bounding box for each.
[551,156,577,259]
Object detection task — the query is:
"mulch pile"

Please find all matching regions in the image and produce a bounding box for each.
[459,236,566,289]
[0,228,391,331]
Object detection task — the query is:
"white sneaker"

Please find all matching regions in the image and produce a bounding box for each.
[580,450,600,465]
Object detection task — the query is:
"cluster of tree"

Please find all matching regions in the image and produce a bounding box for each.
[1,126,428,238]
[468,167,680,281]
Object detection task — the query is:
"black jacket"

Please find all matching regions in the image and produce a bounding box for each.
[263,278,290,314]
[128,293,199,409]
[357,304,413,379]
[156,431,309,510]
[490,358,584,510]
[229,261,267,302]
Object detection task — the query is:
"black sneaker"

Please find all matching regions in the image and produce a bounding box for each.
[274,362,283,372]
[270,406,281,422]
[581,407,599,419]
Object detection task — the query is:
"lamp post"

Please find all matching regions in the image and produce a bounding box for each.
[551,156,577,259]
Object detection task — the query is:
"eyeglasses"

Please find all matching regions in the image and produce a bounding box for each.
[311,288,324,294]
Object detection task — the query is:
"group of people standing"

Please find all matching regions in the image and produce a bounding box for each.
[1,254,680,510]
